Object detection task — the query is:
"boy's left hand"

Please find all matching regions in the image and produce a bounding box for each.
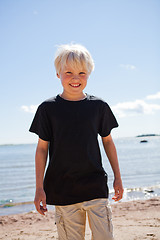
[112,178,124,202]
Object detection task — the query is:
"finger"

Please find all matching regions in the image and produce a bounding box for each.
[42,198,47,211]
[114,189,119,198]
[112,192,119,201]
[112,188,123,201]
[119,188,124,200]
[117,186,124,197]
[40,205,47,214]
[34,199,45,215]
[112,189,119,201]
[112,195,119,201]
[39,205,46,215]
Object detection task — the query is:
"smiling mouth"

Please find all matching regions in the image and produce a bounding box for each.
[69,84,81,88]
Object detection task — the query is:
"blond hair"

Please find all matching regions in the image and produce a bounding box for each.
[54,44,94,75]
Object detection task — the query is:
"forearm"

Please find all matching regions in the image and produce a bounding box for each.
[33,139,49,215]
[102,135,121,179]
[35,141,48,189]
[102,134,123,201]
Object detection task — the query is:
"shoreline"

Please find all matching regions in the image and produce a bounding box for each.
[1,189,160,216]
[0,197,160,240]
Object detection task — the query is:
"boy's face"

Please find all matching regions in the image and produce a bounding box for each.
[57,65,89,100]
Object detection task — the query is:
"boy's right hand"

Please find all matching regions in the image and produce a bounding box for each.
[34,188,47,215]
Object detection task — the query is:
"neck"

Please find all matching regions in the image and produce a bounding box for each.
[60,92,87,101]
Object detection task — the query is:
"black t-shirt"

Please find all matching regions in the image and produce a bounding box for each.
[29,94,118,205]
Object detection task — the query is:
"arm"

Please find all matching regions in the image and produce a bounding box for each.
[34,138,49,215]
[101,134,124,201]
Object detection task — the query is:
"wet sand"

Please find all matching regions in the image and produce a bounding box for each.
[0,197,160,240]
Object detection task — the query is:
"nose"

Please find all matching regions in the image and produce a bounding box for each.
[72,74,79,80]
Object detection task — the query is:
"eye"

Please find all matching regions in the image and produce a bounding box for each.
[66,71,72,75]
[79,72,86,75]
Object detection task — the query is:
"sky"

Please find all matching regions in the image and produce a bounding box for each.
[0,0,160,144]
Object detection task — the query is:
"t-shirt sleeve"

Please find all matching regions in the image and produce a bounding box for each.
[98,102,118,137]
[29,103,51,141]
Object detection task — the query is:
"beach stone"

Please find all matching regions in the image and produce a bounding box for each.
[146,233,155,236]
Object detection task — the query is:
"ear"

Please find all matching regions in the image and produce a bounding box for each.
[57,73,60,78]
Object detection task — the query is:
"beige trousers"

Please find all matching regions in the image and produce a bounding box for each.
[55,198,114,240]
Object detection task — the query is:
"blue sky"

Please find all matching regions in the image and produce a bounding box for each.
[0,0,160,144]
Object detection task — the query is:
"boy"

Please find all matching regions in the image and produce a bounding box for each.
[29,44,123,240]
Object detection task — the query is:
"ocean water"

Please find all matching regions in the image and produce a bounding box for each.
[0,136,160,215]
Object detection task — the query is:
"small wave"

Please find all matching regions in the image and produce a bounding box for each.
[0,200,34,208]
[109,184,160,202]
[109,184,160,194]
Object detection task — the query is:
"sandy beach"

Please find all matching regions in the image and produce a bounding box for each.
[0,197,160,240]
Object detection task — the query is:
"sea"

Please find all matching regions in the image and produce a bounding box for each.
[0,136,160,216]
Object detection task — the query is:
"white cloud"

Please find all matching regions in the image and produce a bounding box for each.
[22,91,160,118]
[112,100,160,118]
[146,91,160,100]
[21,105,38,113]
[120,64,136,70]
